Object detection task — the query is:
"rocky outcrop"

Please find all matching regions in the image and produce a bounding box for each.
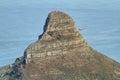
[0,11,120,80]
[24,11,89,64]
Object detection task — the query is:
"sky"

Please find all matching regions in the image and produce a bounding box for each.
[0,0,120,66]
[0,0,120,9]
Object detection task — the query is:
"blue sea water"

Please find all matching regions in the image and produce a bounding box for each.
[0,0,120,67]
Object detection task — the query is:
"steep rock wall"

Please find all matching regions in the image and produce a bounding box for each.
[24,11,89,64]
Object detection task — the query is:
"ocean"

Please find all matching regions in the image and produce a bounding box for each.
[0,0,120,67]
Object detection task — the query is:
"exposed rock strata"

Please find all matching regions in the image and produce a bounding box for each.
[24,11,89,64]
[0,11,120,80]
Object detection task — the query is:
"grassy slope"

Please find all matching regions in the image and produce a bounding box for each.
[21,48,120,80]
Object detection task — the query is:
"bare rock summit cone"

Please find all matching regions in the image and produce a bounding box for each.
[0,11,120,80]
[22,11,120,80]
[24,11,88,64]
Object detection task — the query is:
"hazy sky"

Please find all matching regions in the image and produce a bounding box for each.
[0,0,120,66]
[0,0,120,10]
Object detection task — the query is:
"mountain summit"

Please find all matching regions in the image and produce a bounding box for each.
[25,11,87,64]
[0,11,120,80]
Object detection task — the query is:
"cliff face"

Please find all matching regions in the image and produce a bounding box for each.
[24,11,88,64]
[0,11,120,80]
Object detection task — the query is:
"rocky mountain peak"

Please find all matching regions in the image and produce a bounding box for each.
[40,11,79,40]
[44,11,75,32]
[0,11,120,80]
[24,11,88,64]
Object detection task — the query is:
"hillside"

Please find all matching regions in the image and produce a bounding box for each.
[0,11,120,80]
